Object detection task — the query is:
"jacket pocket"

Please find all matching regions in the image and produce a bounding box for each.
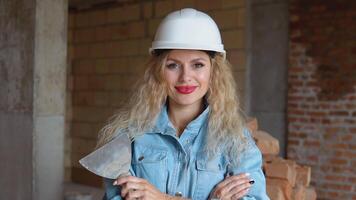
[194,156,226,200]
[132,145,168,192]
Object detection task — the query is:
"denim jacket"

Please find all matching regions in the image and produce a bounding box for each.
[103,105,269,200]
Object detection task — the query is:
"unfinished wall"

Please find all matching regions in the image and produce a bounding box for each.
[0,0,67,199]
[0,0,35,199]
[68,0,247,186]
[287,0,356,199]
[247,0,289,157]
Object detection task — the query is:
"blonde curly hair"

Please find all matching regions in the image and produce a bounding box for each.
[97,51,248,162]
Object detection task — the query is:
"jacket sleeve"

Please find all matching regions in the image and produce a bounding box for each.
[102,178,123,200]
[232,128,270,200]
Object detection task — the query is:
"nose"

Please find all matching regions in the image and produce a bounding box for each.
[178,64,192,82]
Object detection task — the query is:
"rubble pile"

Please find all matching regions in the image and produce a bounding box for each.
[247,118,317,200]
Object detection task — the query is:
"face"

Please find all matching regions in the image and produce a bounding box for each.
[163,49,211,108]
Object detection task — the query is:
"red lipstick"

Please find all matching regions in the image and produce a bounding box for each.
[175,86,197,94]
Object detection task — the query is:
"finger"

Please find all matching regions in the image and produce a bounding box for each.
[229,182,251,197]
[213,177,252,199]
[219,173,250,188]
[114,176,146,185]
[124,189,145,200]
[120,182,146,197]
[213,175,250,197]
[231,187,249,200]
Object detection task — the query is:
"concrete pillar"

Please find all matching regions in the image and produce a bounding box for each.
[0,0,67,199]
[246,0,289,156]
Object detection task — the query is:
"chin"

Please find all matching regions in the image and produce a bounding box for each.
[171,97,204,107]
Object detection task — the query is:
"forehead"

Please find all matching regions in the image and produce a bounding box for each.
[166,50,210,61]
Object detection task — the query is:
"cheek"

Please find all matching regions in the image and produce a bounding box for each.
[163,71,177,89]
[198,71,211,88]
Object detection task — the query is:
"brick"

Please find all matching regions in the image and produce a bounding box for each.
[222,0,245,8]
[71,151,89,168]
[109,58,130,74]
[105,75,136,91]
[94,59,113,75]
[68,45,74,62]
[154,0,174,18]
[107,4,140,23]
[305,187,317,200]
[196,0,222,11]
[148,18,162,36]
[252,130,280,155]
[73,44,90,59]
[109,92,130,107]
[232,71,245,91]
[264,159,297,187]
[111,21,145,40]
[266,184,284,200]
[266,178,292,200]
[292,185,306,200]
[67,74,74,91]
[75,11,91,28]
[89,42,111,58]
[73,60,95,75]
[94,26,112,42]
[71,137,97,154]
[110,40,141,57]
[296,165,311,186]
[222,29,245,49]
[263,154,279,163]
[68,29,74,44]
[68,13,76,29]
[139,38,152,55]
[174,0,195,9]
[143,2,153,19]
[237,8,246,27]
[247,117,258,133]
[211,9,240,30]
[88,9,108,26]
[71,122,102,139]
[72,106,112,123]
[228,50,246,70]
[73,76,89,90]
[127,56,147,74]
[88,76,107,90]
[73,91,109,106]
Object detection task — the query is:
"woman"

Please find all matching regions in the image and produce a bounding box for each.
[98,8,269,200]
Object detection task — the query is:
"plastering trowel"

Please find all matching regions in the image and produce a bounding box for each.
[79,133,131,179]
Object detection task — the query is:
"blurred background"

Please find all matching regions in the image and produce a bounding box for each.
[0,0,355,199]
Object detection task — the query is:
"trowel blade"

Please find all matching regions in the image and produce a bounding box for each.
[79,133,131,179]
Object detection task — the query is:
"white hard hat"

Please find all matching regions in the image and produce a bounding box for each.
[149,8,226,57]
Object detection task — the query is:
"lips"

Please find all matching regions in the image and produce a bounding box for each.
[175,86,198,94]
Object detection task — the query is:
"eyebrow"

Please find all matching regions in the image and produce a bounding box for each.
[166,57,208,63]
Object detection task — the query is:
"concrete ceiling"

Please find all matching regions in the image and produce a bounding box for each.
[69,0,133,10]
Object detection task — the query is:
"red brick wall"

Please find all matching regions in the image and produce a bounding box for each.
[287,0,356,199]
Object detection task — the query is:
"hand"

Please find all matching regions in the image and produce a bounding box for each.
[210,173,253,200]
[113,176,168,200]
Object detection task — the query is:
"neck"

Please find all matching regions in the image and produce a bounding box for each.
[167,99,204,137]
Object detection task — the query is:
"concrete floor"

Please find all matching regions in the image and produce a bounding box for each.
[64,182,104,200]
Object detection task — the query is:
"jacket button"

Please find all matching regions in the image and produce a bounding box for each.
[138,156,144,161]
[175,192,182,197]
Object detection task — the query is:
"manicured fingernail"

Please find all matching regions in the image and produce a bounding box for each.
[113,181,117,185]
[245,173,250,176]
[249,179,255,185]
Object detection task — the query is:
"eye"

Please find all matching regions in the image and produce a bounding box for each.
[193,62,205,68]
[166,62,180,69]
